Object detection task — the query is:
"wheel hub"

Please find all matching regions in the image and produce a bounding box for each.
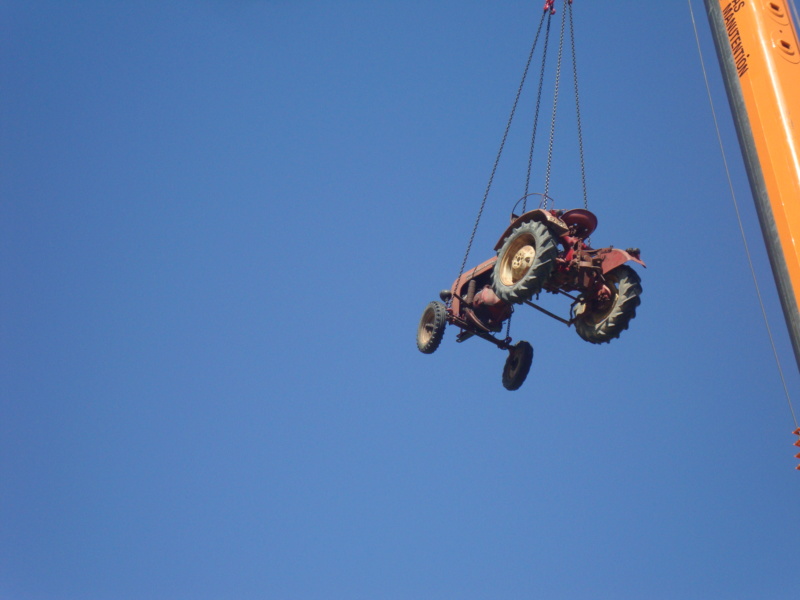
[497,230,542,288]
[418,310,435,344]
[587,284,616,324]
[511,245,535,282]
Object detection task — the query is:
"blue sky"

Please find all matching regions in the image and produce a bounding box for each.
[2,1,799,599]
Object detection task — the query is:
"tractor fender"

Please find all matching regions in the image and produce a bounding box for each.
[600,248,646,274]
[493,209,569,251]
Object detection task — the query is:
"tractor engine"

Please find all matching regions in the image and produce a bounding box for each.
[472,285,512,331]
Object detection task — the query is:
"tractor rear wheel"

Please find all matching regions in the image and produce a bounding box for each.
[492,221,558,304]
[574,265,642,344]
[416,301,447,354]
[502,340,533,391]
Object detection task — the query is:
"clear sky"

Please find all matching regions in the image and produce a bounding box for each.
[2,1,799,599]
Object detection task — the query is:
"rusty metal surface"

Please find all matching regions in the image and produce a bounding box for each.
[598,248,646,274]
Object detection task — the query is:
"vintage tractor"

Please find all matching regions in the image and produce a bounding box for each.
[416,205,645,390]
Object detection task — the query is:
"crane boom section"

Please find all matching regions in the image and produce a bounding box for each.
[705,0,800,371]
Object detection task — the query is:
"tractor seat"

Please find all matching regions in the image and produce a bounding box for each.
[561,209,597,239]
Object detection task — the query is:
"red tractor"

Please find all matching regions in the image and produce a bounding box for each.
[416,206,645,390]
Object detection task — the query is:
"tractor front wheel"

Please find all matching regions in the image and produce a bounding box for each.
[416,301,447,354]
[502,340,533,391]
[574,265,642,344]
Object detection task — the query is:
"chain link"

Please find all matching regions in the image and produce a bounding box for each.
[542,0,567,207]
[568,1,588,211]
[524,14,553,213]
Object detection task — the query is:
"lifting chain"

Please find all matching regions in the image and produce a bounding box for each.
[450,7,549,309]
[542,0,567,206]
[523,11,553,213]
[452,0,588,333]
[568,1,589,210]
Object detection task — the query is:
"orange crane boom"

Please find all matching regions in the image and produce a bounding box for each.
[704,0,800,371]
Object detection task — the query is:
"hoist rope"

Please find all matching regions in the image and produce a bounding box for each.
[688,0,799,430]
[450,8,550,307]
